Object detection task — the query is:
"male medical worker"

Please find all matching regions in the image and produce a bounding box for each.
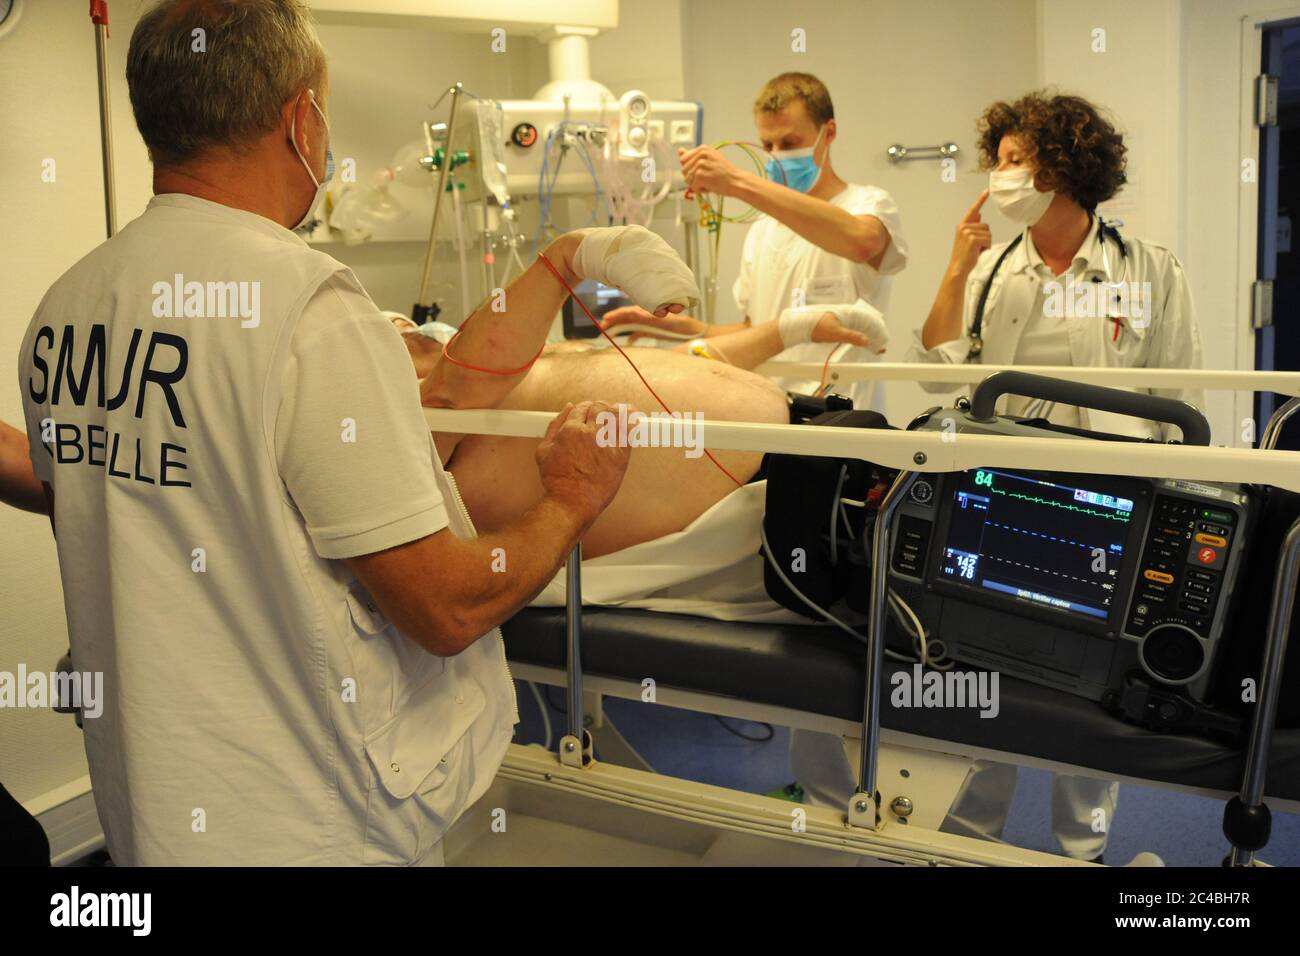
[603,72,908,413]
[16,0,636,866]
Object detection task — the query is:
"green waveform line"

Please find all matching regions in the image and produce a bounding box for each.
[989,485,1131,522]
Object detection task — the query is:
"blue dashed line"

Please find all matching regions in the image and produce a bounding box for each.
[988,521,1103,553]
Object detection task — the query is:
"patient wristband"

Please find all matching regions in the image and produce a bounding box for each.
[687,339,717,360]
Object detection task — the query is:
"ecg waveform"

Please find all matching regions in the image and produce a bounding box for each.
[989,486,1132,523]
[943,469,1134,623]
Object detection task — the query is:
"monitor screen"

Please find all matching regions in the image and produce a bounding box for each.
[933,468,1142,625]
[562,279,632,339]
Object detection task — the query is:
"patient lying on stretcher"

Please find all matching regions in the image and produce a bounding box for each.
[393,309,876,559]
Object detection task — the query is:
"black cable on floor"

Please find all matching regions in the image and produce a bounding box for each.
[713,715,775,742]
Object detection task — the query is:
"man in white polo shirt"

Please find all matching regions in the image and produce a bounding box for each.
[16,0,657,865]
[603,72,908,414]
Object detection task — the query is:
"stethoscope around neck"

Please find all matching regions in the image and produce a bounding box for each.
[965,215,1129,361]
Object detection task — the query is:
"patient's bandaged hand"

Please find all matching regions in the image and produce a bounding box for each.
[777,299,890,354]
[573,225,701,313]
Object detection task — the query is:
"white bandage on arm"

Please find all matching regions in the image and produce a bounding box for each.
[776,299,890,353]
[573,225,701,312]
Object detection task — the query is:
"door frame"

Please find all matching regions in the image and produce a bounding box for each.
[1237,7,1300,443]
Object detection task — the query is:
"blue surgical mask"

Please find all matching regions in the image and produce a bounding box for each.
[765,125,826,193]
[291,97,334,232]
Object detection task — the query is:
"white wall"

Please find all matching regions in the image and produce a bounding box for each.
[1038,0,1185,252]
[313,20,546,311]
[590,0,684,99]
[681,0,1041,419]
[0,1,129,812]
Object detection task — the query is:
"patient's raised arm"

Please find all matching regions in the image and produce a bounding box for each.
[418,233,584,412]
[674,307,884,370]
[419,225,700,413]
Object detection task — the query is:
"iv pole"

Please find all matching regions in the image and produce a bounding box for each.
[413,83,465,325]
[90,0,118,238]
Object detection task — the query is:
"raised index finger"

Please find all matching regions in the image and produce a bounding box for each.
[962,189,990,223]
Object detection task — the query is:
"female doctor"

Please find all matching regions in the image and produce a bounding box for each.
[910,91,1205,862]
[912,91,1204,440]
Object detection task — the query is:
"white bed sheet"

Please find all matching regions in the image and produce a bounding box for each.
[531,480,809,624]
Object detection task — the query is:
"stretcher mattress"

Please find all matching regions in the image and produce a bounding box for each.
[530,480,804,624]
[501,606,1300,802]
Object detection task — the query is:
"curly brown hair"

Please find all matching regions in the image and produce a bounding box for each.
[976,92,1127,211]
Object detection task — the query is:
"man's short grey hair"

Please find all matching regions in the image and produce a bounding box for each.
[127,0,327,166]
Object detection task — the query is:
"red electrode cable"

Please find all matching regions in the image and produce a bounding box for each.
[536,251,745,488]
[818,345,837,395]
[440,323,544,375]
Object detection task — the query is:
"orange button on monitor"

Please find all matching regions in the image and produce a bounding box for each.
[1143,569,1174,584]
[1195,533,1227,548]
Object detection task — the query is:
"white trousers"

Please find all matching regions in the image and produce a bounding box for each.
[943,760,1119,860]
[790,730,1119,860]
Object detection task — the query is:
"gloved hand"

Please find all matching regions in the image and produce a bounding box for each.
[572,225,701,316]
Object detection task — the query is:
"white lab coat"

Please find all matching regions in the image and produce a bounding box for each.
[906,217,1205,441]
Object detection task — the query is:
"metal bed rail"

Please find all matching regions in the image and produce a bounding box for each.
[425,392,1300,866]
[751,362,1300,396]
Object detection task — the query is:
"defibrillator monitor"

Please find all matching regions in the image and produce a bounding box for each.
[929,468,1149,634]
[562,279,632,339]
[890,451,1253,710]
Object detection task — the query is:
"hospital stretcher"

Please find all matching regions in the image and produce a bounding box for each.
[428,366,1300,867]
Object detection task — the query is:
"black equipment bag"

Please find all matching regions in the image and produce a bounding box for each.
[761,409,897,618]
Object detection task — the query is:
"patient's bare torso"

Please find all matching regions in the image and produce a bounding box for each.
[448,348,788,557]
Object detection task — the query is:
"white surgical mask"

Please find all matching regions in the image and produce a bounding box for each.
[989,167,1053,226]
[291,97,334,232]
